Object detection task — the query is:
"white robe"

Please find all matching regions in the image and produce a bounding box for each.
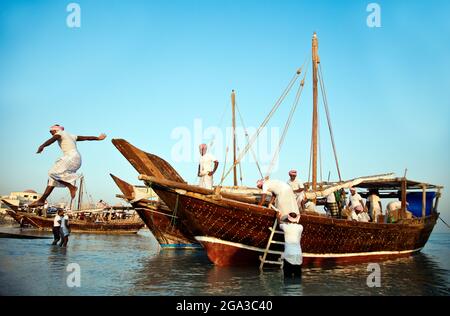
[263,179,299,220]
[48,131,81,187]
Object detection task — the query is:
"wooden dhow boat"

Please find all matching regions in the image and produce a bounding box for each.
[112,33,443,266]
[110,174,202,249]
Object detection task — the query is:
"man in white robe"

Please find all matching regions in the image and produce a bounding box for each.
[287,170,305,210]
[29,124,106,207]
[257,178,300,221]
[197,143,219,190]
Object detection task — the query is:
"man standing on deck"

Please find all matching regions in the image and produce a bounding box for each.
[29,124,107,207]
[287,170,305,210]
[257,179,300,221]
[197,143,219,190]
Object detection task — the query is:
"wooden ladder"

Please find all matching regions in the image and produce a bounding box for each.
[259,218,285,271]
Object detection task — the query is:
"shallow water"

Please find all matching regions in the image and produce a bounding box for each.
[0,226,448,296]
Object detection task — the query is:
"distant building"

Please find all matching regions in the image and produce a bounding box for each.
[0,190,42,214]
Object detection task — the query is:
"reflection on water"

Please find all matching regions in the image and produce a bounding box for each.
[0,226,448,296]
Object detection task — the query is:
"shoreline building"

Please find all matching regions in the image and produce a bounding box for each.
[0,190,42,214]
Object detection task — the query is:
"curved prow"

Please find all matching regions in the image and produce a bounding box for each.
[110,174,136,200]
[112,139,185,183]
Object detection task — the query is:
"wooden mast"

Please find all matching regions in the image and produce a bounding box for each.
[77,176,84,211]
[231,90,238,187]
[312,32,319,191]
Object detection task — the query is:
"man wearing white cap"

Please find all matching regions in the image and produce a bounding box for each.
[287,170,305,210]
[197,143,219,190]
[257,178,300,221]
[347,187,367,221]
[29,124,106,207]
[278,212,303,279]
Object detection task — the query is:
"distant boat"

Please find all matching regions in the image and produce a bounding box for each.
[1,176,145,234]
[111,33,443,266]
[110,173,201,249]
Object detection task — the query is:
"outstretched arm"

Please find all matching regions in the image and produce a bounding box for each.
[76,133,107,141]
[37,135,61,153]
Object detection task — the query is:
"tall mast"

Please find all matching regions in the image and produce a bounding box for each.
[312,32,319,191]
[231,90,238,187]
[77,176,84,210]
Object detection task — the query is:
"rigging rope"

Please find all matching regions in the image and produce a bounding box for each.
[236,103,264,179]
[219,67,304,186]
[318,64,342,181]
[265,70,308,178]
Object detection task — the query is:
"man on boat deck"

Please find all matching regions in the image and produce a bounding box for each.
[347,187,366,221]
[287,170,306,210]
[197,143,219,190]
[29,125,107,207]
[257,178,300,221]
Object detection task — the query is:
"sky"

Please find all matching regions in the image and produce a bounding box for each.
[0,0,449,232]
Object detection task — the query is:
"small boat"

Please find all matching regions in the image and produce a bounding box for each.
[111,33,443,267]
[1,176,145,235]
[110,174,202,249]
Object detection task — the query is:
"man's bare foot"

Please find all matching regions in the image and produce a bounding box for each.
[68,185,78,199]
[28,200,45,208]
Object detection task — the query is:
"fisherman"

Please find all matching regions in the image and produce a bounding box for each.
[347,187,366,221]
[59,210,70,247]
[325,192,339,218]
[197,143,219,190]
[257,178,299,221]
[366,189,382,222]
[29,125,107,207]
[278,212,303,279]
[52,209,62,245]
[287,170,305,210]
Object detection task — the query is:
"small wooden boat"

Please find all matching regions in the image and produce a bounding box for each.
[1,199,145,234]
[110,174,202,249]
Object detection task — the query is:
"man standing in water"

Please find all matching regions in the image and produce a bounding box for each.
[197,143,219,190]
[59,210,70,247]
[29,125,106,207]
[279,212,303,279]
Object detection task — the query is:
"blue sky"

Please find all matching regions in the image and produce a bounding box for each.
[0,0,449,231]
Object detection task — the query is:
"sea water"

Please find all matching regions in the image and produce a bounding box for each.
[0,226,448,296]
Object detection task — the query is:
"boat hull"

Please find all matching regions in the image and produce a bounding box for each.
[151,183,437,266]
[5,210,144,234]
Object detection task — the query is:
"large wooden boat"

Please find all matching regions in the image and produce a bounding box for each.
[111,138,441,266]
[111,33,442,266]
[1,199,145,234]
[110,174,202,249]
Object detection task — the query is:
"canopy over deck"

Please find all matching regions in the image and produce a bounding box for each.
[354,178,443,191]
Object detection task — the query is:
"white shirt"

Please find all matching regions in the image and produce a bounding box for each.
[326,193,336,203]
[280,223,303,265]
[56,130,78,155]
[287,179,304,191]
[199,153,217,176]
[348,193,364,209]
[368,194,381,212]
[262,179,292,196]
[53,214,61,227]
[387,201,402,211]
[358,212,370,222]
